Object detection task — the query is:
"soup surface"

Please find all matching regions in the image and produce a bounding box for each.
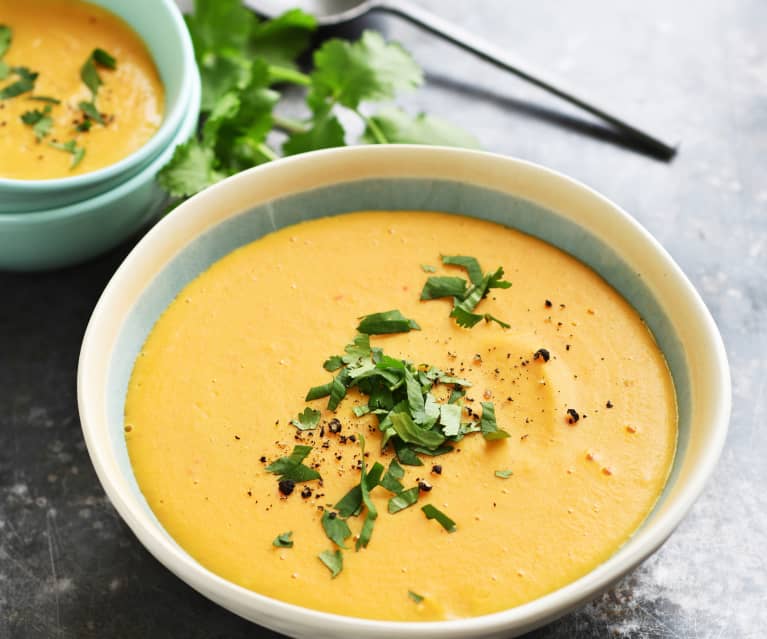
[125,211,677,621]
[0,0,164,180]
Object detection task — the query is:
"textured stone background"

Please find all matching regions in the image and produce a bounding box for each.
[1,0,765,637]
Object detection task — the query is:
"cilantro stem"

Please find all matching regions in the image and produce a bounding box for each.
[272,114,308,135]
[356,109,389,145]
[256,142,279,162]
[267,65,311,87]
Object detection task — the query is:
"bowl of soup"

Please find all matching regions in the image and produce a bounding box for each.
[77,145,730,638]
[0,0,196,213]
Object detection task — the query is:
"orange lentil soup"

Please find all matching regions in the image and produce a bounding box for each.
[0,0,164,179]
[125,211,677,621]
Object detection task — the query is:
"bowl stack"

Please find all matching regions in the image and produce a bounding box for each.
[0,0,200,271]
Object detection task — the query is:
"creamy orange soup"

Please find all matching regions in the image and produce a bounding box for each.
[125,211,677,621]
[0,0,164,179]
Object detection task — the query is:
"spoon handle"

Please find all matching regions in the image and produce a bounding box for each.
[375,0,677,158]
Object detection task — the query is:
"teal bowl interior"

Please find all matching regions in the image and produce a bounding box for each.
[106,177,690,556]
[0,0,196,213]
[0,66,200,272]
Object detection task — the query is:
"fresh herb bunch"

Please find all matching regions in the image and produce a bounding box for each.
[158,0,478,206]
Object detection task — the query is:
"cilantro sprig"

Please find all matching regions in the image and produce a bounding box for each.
[420,255,512,328]
[158,0,478,206]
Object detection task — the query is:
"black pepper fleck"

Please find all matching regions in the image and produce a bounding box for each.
[431,465,442,475]
[418,481,433,492]
[300,486,312,499]
[606,400,614,408]
[328,418,342,433]
[566,408,580,425]
[533,348,551,362]
[278,479,295,496]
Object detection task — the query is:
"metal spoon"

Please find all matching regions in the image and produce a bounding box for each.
[246,0,677,158]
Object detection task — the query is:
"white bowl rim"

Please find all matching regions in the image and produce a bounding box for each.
[0,0,195,193]
[78,145,731,638]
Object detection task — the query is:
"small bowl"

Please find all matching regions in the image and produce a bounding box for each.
[0,0,196,213]
[78,146,730,638]
[0,69,200,271]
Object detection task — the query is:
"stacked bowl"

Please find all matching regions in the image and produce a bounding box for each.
[0,0,200,271]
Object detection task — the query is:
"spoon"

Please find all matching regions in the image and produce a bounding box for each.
[246,0,677,159]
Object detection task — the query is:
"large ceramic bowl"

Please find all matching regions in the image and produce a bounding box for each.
[0,68,200,271]
[0,0,196,213]
[77,146,730,639]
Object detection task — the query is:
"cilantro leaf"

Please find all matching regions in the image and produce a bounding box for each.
[420,276,467,301]
[420,264,436,273]
[0,62,9,81]
[495,469,514,479]
[379,458,405,493]
[421,504,457,533]
[0,25,11,59]
[321,511,352,548]
[290,406,321,431]
[449,306,483,329]
[49,139,85,169]
[305,381,333,401]
[323,355,344,372]
[78,101,105,125]
[388,486,419,514]
[357,310,420,335]
[355,434,378,550]
[283,110,345,156]
[393,437,423,466]
[80,49,116,97]
[27,95,60,104]
[442,255,484,286]
[318,549,343,578]
[390,412,445,450]
[439,403,462,437]
[265,444,321,482]
[311,31,422,109]
[186,0,255,56]
[249,9,317,68]
[93,48,117,69]
[272,531,293,548]
[21,105,53,141]
[157,140,226,198]
[408,590,424,604]
[0,67,37,100]
[362,107,479,148]
[480,402,510,440]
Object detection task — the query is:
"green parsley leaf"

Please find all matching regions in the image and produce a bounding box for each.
[442,255,484,286]
[495,469,514,479]
[265,444,321,482]
[305,381,333,401]
[408,590,424,604]
[157,140,226,198]
[479,402,511,441]
[49,139,85,169]
[379,458,405,493]
[290,406,321,431]
[311,31,422,110]
[327,374,348,411]
[283,110,345,156]
[450,306,483,329]
[0,61,9,81]
[353,405,371,417]
[20,108,46,125]
[0,25,11,59]
[420,264,436,273]
[388,486,419,514]
[318,548,343,578]
[392,437,424,466]
[421,504,457,533]
[420,276,468,301]
[323,355,344,372]
[249,8,317,68]
[362,107,479,148]
[439,403,462,437]
[357,310,421,335]
[334,485,363,519]
[78,101,105,125]
[390,411,445,450]
[272,531,293,548]
[321,511,352,548]
[0,67,37,100]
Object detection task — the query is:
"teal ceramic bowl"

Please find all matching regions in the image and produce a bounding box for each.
[0,69,199,271]
[78,146,730,638]
[0,0,196,214]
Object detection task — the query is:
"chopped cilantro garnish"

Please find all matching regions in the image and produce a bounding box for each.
[272,531,293,548]
[27,95,61,104]
[408,590,424,604]
[81,48,117,97]
[355,434,378,550]
[321,511,351,549]
[357,309,420,335]
[0,67,37,100]
[479,402,511,440]
[0,25,11,59]
[420,264,436,273]
[495,469,514,479]
[421,256,511,329]
[290,406,320,431]
[20,105,53,141]
[78,100,105,125]
[390,412,445,449]
[388,486,419,514]
[92,48,117,69]
[49,140,85,169]
[265,444,321,483]
[421,504,457,533]
[318,549,343,578]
